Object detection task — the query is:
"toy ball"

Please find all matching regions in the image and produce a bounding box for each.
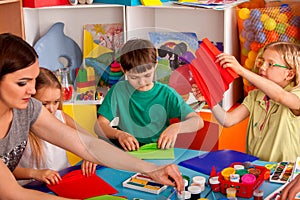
[248,50,258,60]
[245,31,255,41]
[250,41,263,52]
[239,8,250,20]
[275,23,287,35]
[279,34,290,42]
[255,32,266,43]
[243,40,252,50]
[264,18,277,31]
[280,4,291,13]
[241,30,247,38]
[267,31,279,42]
[270,8,280,18]
[290,37,296,43]
[286,26,299,38]
[242,47,250,57]
[250,9,261,22]
[291,16,300,28]
[239,34,246,43]
[254,21,264,31]
[245,58,255,70]
[277,13,288,23]
[260,14,269,22]
[243,19,253,31]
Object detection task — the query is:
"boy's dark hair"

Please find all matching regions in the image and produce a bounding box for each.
[120,39,157,73]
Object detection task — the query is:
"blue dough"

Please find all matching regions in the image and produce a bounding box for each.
[33,22,82,82]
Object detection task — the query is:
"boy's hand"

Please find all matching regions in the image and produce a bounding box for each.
[32,169,61,185]
[157,124,178,149]
[116,131,140,151]
[81,160,97,176]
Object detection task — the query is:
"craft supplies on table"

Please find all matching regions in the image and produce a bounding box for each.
[218,162,268,198]
[122,173,167,194]
[269,161,295,184]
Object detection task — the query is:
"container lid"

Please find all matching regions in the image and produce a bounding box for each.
[188,185,202,194]
[241,174,256,184]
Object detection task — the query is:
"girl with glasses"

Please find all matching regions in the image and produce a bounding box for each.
[192,41,300,163]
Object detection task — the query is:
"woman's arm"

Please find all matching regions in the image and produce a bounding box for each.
[0,161,74,200]
[31,107,183,191]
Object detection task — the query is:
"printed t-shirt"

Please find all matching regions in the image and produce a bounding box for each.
[0,98,42,171]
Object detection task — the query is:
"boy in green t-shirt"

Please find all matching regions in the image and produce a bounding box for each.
[95,39,203,151]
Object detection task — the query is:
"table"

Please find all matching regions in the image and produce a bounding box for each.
[95,148,282,200]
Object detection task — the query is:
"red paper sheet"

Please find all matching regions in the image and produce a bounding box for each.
[47,169,118,199]
[189,38,239,108]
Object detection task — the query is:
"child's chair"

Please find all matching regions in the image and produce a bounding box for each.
[63,104,98,165]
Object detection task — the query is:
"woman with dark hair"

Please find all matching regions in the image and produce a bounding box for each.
[0,33,183,199]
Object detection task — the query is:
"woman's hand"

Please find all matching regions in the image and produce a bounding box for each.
[281,175,300,200]
[116,131,140,151]
[145,164,184,193]
[32,169,61,185]
[81,160,97,176]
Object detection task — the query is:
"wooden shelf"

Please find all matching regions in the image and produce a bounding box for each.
[0,0,24,38]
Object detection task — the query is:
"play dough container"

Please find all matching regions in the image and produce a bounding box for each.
[221,167,236,180]
[218,162,268,198]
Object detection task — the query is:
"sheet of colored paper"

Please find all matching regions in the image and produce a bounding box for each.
[178,149,258,175]
[47,169,117,199]
[85,195,127,200]
[128,143,175,160]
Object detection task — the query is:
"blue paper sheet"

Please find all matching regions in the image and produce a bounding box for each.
[178,149,258,175]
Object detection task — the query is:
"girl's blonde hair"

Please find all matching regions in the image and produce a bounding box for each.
[28,67,63,168]
[263,42,300,86]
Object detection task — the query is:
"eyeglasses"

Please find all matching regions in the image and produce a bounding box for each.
[255,57,289,69]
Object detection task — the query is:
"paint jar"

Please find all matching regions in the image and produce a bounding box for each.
[177,191,191,200]
[192,176,206,191]
[221,167,236,180]
[229,174,240,183]
[188,185,201,200]
[233,164,245,170]
[182,175,190,191]
[241,174,256,184]
[235,169,248,177]
[226,188,237,198]
[253,189,264,200]
[209,176,220,192]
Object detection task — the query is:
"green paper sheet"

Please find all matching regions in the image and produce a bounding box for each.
[128,143,175,160]
[85,195,127,200]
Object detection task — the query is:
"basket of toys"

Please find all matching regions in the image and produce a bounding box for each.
[236,1,300,95]
[218,162,268,198]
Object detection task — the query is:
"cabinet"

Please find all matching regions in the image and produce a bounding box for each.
[0,0,24,38]
[22,4,246,152]
[23,3,243,111]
